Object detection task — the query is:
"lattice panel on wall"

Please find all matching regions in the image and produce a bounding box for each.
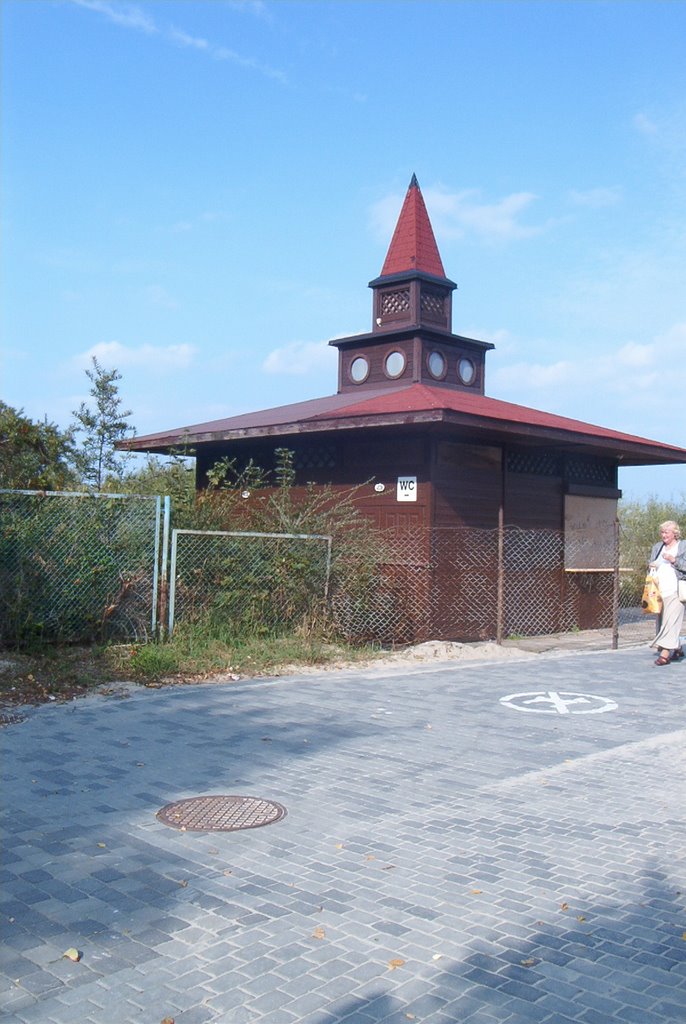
[381,289,410,315]
[506,451,561,476]
[420,289,445,319]
[293,445,337,471]
[566,457,615,486]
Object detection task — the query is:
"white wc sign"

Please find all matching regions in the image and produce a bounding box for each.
[397,476,417,502]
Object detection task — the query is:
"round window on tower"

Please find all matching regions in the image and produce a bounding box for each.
[384,350,406,379]
[458,357,476,386]
[349,355,370,384]
[427,350,447,380]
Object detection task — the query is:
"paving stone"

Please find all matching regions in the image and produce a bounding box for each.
[174,1008,216,1024]
[204,986,251,1013]
[2,648,686,1024]
[255,1009,299,1024]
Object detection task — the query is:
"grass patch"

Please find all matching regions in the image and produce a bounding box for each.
[128,624,380,681]
[0,628,383,707]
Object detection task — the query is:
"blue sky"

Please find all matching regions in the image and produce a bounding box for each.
[2,0,685,500]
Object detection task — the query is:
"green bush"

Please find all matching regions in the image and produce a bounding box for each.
[618,494,686,604]
[171,448,386,644]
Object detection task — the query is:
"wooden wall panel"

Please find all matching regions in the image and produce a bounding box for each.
[341,436,432,528]
[343,436,427,473]
[504,472,563,530]
[431,441,502,529]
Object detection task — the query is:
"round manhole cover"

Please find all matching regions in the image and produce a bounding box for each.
[156,795,287,832]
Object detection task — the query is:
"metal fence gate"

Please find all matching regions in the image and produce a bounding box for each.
[167,529,333,637]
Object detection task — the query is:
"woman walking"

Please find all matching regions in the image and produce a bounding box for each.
[649,520,686,666]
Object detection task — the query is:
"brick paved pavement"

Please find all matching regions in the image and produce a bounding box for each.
[1,647,685,1023]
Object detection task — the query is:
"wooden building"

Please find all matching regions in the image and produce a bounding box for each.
[122,175,686,640]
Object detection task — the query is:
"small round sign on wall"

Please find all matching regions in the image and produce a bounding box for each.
[500,691,618,715]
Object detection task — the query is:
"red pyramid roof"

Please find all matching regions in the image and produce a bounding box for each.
[380,174,446,278]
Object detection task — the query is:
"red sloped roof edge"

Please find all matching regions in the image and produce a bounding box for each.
[316,383,685,453]
[120,383,686,462]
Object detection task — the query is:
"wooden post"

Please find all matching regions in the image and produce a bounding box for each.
[611,517,620,650]
[496,451,505,644]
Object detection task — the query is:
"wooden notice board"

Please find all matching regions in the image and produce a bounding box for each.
[564,495,617,570]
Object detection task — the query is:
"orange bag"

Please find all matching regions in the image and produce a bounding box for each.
[641,572,662,614]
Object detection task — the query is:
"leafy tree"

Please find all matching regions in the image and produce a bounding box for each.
[71,357,134,490]
[0,401,77,490]
[118,453,196,521]
[619,494,686,543]
[619,493,686,565]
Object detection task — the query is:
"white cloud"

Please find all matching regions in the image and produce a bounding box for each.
[142,285,179,309]
[492,322,686,410]
[167,27,210,52]
[40,246,100,273]
[211,46,287,82]
[74,341,197,372]
[616,341,653,368]
[167,26,285,83]
[70,0,287,83]
[493,359,576,392]
[477,323,686,457]
[567,186,623,208]
[135,399,234,427]
[652,321,686,361]
[169,219,195,234]
[633,103,686,177]
[165,211,228,236]
[323,83,368,104]
[371,185,552,245]
[0,344,29,367]
[429,188,544,241]
[262,340,336,376]
[164,207,235,234]
[224,0,270,17]
[634,111,659,135]
[70,0,157,34]
[466,327,515,353]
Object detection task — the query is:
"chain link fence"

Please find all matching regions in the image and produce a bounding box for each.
[0,490,661,650]
[168,529,332,637]
[331,525,656,647]
[0,490,166,646]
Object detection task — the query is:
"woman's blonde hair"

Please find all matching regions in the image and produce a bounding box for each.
[660,520,681,540]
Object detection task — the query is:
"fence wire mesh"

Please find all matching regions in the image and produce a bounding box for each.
[168,524,663,643]
[0,490,162,645]
[331,525,657,647]
[168,529,332,637]
[0,491,663,650]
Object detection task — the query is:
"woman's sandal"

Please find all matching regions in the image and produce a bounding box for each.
[670,648,685,662]
[655,654,671,666]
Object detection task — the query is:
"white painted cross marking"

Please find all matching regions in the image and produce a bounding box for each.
[500,691,618,715]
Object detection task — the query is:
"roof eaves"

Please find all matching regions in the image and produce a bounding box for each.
[328,328,494,352]
[310,403,686,463]
[239,407,686,461]
[368,269,457,290]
